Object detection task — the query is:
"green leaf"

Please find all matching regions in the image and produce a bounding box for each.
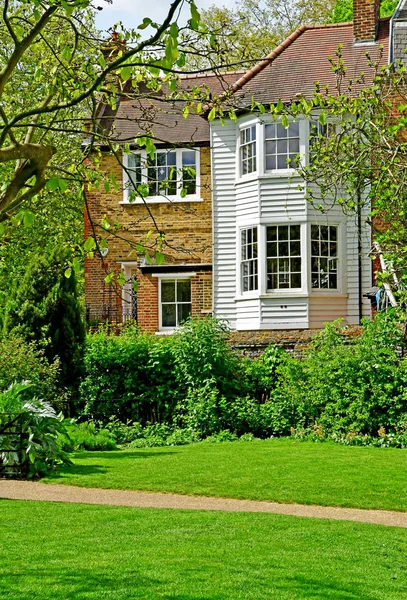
[104,272,114,284]
[117,272,126,286]
[319,112,327,126]
[138,17,152,30]
[121,66,132,82]
[208,107,216,121]
[84,237,96,252]
[0,223,4,237]
[277,100,284,112]
[180,187,187,198]
[23,211,35,227]
[155,251,165,265]
[281,114,289,129]
[72,258,81,273]
[190,2,200,24]
[64,268,72,279]
[46,178,59,191]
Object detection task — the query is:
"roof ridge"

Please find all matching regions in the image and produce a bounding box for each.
[230,25,308,93]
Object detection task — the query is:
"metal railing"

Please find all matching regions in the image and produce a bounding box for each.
[0,413,27,479]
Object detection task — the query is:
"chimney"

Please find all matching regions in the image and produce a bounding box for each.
[353,0,380,43]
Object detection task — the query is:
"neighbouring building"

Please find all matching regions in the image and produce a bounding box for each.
[85,0,407,335]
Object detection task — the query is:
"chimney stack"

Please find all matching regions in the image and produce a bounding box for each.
[353,0,380,43]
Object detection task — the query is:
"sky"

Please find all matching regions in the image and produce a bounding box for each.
[94,0,236,32]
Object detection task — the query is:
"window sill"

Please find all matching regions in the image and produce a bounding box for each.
[120,195,204,205]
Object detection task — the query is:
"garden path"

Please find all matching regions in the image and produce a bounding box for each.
[1,480,407,528]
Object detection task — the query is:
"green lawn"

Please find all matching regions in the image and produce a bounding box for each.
[1,499,406,599]
[44,438,407,511]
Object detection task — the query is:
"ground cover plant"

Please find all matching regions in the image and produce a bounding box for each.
[44,438,407,512]
[0,499,406,600]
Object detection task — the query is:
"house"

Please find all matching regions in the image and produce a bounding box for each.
[84,0,407,335]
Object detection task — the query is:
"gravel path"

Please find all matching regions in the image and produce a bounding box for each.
[1,480,407,528]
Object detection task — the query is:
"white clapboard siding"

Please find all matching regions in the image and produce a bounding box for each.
[260,176,306,221]
[236,179,259,221]
[309,296,348,328]
[260,297,309,328]
[346,213,371,323]
[235,298,261,330]
[211,120,237,325]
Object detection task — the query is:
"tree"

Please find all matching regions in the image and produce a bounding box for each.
[0,0,231,225]
[3,247,85,391]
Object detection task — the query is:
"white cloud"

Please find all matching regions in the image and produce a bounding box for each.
[95,0,236,32]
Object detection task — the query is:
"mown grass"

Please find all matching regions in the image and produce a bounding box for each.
[45,438,407,511]
[1,499,406,599]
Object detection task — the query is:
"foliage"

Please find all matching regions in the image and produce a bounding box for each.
[332,0,398,22]
[0,336,61,407]
[291,424,407,448]
[0,381,70,477]
[268,314,407,436]
[57,420,117,452]
[192,0,336,70]
[3,247,85,392]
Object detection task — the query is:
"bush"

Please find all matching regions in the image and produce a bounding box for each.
[0,381,70,477]
[267,313,407,436]
[0,337,62,408]
[57,420,117,451]
[3,248,85,393]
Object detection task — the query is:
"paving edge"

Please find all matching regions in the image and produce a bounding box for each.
[1,480,406,528]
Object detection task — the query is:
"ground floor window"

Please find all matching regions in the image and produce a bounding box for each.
[266,225,301,290]
[311,225,338,289]
[241,227,258,292]
[160,278,192,328]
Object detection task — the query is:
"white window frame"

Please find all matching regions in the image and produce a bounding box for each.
[240,226,259,293]
[264,120,301,173]
[308,222,344,295]
[265,224,303,292]
[307,118,337,166]
[122,148,201,204]
[152,273,195,332]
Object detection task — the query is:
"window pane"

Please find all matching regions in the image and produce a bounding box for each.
[267,227,277,242]
[291,272,302,288]
[289,122,299,137]
[265,124,274,139]
[182,151,195,165]
[277,123,287,138]
[265,140,276,155]
[279,241,289,256]
[290,225,300,240]
[177,280,191,302]
[161,281,175,302]
[265,156,275,171]
[277,139,287,154]
[277,155,288,169]
[162,304,176,327]
[178,303,191,324]
[289,138,300,154]
[167,151,176,166]
[330,226,337,242]
[311,224,319,239]
[278,226,288,241]
[128,154,141,168]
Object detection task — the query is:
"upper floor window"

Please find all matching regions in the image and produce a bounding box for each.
[266,225,301,289]
[241,227,258,292]
[124,148,199,202]
[311,225,338,289]
[264,122,300,171]
[240,125,256,175]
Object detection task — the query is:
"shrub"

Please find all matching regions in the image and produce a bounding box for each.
[3,248,85,393]
[269,313,407,436]
[0,381,70,477]
[58,420,117,451]
[0,337,62,408]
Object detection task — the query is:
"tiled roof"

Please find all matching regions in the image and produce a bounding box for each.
[101,72,240,146]
[231,20,390,106]
[103,19,390,145]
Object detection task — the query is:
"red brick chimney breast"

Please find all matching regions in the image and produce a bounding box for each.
[353,0,380,42]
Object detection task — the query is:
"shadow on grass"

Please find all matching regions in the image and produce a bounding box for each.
[46,450,177,481]
[0,566,386,600]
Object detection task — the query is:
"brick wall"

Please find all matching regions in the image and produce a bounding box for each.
[353,0,380,42]
[84,146,213,331]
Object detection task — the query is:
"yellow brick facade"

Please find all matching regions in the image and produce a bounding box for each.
[84,146,213,332]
